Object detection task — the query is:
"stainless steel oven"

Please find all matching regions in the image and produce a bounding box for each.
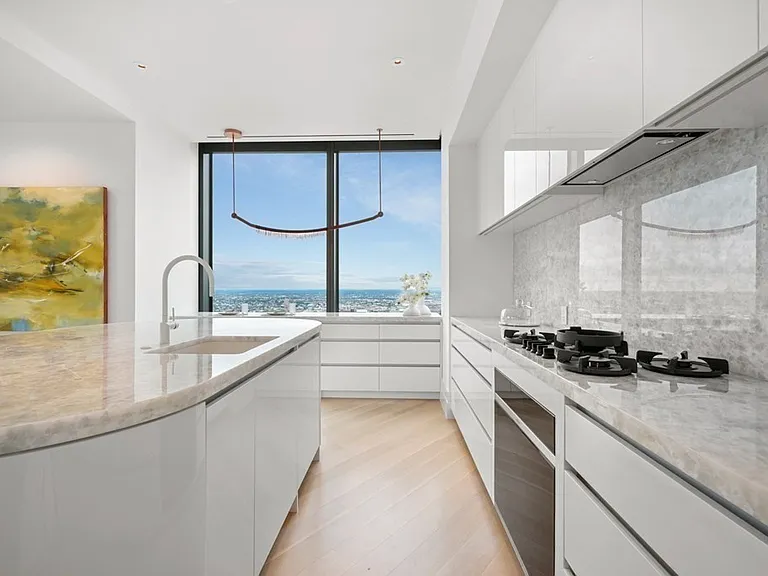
[494,368,555,576]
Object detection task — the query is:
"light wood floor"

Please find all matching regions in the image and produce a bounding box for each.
[262,399,522,576]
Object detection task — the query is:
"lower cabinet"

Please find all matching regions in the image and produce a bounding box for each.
[206,338,321,576]
[451,379,492,494]
[320,321,442,396]
[565,406,768,576]
[380,366,440,392]
[0,405,207,576]
[564,472,666,576]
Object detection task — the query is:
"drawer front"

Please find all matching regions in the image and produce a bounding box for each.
[380,324,441,341]
[451,347,493,438]
[321,341,379,365]
[450,325,493,383]
[566,407,768,576]
[321,324,379,340]
[380,366,440,392]
[565,472,667,576]
[379,341,440,365]
[493,351,562,417]
[452,379,492,495]
[321,366,379,391]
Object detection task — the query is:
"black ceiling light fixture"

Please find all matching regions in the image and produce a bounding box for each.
[225,128,385,238]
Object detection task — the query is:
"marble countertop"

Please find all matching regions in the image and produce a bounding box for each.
[180,311,442,324]
[0,317,321,457]
[452,317,768,526]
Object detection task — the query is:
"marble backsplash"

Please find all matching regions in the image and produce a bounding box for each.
[513,127,768,379]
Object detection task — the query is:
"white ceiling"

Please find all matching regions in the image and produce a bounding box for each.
[0,37,126,123]
[0,0,477,140]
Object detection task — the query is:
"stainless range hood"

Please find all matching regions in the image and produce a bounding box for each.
[561,129,714,186]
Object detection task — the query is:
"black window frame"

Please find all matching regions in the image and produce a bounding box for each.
[198,138,441,312]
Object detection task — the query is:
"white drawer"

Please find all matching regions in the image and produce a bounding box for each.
[321,341,379,365]
[451,379,492,496]
[380,366,440,392]
[566,407,768,576]
[493,351,561,417]
[564,472,667,576]
[380,324,441,341]
[451,346,493,438]
[450,325,493,383]
[321,366,379,391]
[321,324,379,340]
[379,341,440,365]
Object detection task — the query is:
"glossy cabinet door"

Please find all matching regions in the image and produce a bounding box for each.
[643,0,759,123]
[294,339,321,479]
[0,405,206,576]
[535,0,642,138]
[253,356,300,571]
[206,375,258,576]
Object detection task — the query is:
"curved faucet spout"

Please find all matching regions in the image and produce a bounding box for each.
[161,255,215,330]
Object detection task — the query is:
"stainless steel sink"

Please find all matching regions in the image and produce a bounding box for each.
[147,336,278,355]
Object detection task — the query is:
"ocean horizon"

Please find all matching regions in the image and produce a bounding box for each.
[213,288,442,313]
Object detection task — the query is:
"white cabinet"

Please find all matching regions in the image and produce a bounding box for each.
[379,324,441,340]
[206,377,258,576]
[380,366,440,392]
[535,0,642,138]
[321,341,379,364]
[0,406,206,576]
[320,321,442,396]
[253,359,300,570]
[380,341,441,365]
[293,339,321,478]
[451,380,492,495]
[761,0,768,49]
[643,0,759,123]
[564,473,667,576]
[565,407,768,576]
[451,347,493,437]
[321,366,379,391]
[321,324,378,340]
[206,338,321,576]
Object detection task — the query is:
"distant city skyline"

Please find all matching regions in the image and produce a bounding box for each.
[212,150,441,290]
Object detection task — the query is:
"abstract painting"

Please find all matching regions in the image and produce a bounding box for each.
[0,186,107,331]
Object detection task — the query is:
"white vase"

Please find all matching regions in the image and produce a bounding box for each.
[416,298,431,316]
[403,303,420,317]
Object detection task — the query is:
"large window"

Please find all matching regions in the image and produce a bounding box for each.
[199,141,441,313]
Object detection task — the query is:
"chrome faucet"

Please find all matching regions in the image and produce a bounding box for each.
[160,255,215,344]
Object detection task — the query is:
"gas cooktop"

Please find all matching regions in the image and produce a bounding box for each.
[636,350,729,378]
[554,327,637,376]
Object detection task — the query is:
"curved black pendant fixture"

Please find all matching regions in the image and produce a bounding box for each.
[228,128,385,238]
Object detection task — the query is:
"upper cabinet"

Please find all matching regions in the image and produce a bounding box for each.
[643,0,760,123]
[535,0,643,138]
[761,0,768,49]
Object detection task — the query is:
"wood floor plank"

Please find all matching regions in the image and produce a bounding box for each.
[261,399,521,576]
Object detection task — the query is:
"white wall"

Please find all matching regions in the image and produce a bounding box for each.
[134,122,197,322]
[0,121,136,321]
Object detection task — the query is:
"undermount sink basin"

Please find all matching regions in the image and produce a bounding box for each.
[149,336,278,355]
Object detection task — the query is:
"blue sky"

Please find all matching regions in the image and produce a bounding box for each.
[212,150,441,290]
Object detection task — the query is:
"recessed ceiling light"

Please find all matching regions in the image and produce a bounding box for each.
[586,179,600,184]
[656,138,676,146]
[392,58,404,66]
[133,61,147,70]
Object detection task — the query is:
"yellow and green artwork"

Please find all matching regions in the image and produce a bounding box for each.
[0,186,107,331]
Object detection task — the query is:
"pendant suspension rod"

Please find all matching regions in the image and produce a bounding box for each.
[228,126,384,236]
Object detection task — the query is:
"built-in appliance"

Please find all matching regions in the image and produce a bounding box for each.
[636,350,729,378]
[559,129,713,187]
[495,370,555,576]
[554,326,637,376]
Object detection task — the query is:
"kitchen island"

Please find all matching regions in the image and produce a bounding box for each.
[0,317,321,576]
